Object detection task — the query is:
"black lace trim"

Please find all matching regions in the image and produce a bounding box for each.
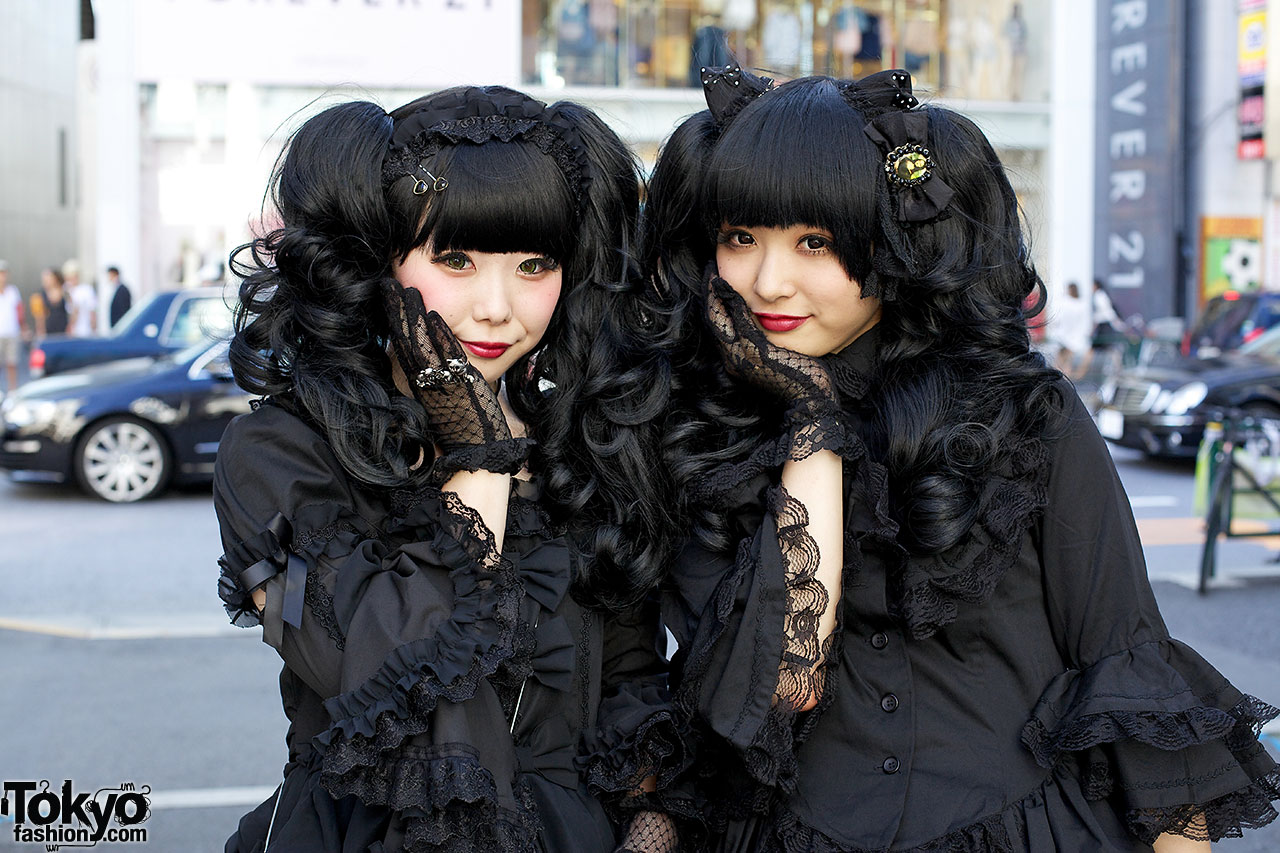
[1022,690,1278,769]
[318,490,524,793]
[401,770,542,853]
[293,520,358,554]
[304,572,346,650]
[576,609,593,730]
[1124,769,1280,845]
[427,438,535,486]
[584,709,690,796]
[769,486,830,713]
[1030,688,1280,844]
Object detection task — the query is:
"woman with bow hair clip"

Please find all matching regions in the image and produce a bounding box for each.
[213,86,691,852]
[643,67,1280,852]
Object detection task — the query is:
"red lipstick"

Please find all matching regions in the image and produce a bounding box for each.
[461,341,512,359]
[754,313,809,332]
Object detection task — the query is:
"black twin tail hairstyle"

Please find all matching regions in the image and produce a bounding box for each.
[645,75,1065,555]
[228,88,675,609]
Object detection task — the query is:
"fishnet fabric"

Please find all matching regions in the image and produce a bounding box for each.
[615,810,679,853]
[768,485,830,712]
[383,281,529,476]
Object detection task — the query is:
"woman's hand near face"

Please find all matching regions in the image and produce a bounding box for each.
[382,280,514,452]
[706,274,838,419]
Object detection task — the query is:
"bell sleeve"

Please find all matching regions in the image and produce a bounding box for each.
[581,596,702,847]
[660,468,841,829]
[213,408,537,852]
[1024,390,1280,845]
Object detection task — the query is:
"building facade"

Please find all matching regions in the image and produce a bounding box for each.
[80,0,1073,309]
[0,0,80,303]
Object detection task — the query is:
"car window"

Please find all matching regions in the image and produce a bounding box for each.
[1241,324,1280,355]
[1193,296,1257,348]
[162,296,234,346]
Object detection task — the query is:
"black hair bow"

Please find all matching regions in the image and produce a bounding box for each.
[700,62,773,127]
[862,105,955,224]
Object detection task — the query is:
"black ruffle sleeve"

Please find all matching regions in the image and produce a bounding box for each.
[582,598,702,847]
[1032,389,1280,844]
[213,405,537,852]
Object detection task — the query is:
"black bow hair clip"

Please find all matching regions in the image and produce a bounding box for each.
[701,61,774,127]
[845,69,954,225]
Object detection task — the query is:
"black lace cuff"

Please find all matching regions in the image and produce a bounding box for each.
[428,437,534,485]
[1023,638,1280,843]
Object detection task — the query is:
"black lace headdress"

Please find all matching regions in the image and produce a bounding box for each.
[381,86,591,214]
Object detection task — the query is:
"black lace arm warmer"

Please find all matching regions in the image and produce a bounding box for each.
[1030,389,1280,844]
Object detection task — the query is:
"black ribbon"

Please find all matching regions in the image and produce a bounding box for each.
[513,717,579,788]
[863,110,955,224]
[850,70,955,224]
[236,513,307,648]
[700,61,773,127]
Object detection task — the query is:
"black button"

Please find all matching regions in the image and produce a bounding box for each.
[881,693,899,713]
[882,756,900,774]
[870,632,889,650]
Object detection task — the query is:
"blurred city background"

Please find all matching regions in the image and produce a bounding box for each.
[3,0,1280,850]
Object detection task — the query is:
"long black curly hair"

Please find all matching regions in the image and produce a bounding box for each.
[228,86,675,608]
[648,75,1064,555]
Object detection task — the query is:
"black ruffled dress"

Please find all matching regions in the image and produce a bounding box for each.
[214,402,685,853]
[665,332,1280,852]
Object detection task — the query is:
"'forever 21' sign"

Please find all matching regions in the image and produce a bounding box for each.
[1093,0,1184,320]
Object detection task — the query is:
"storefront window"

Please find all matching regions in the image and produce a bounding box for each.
[523,0,1047,102]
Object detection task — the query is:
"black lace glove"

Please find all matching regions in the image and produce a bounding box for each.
[382,280,531,479]
[706,274,844,457]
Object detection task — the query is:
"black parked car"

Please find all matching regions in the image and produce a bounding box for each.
[29,286,233,378]
[1182,291,1280,358]
[1,340,252,501]
[1095,324,1280,457]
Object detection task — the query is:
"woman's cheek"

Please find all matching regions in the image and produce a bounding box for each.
[525,281,563,339]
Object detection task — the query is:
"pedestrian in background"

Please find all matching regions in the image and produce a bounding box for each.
[63,259,96,336]
[32,267,69,338]
[1052,281,1092,379]
[106,265,132,327]
[644,67,1279,852]
[0,260,22,391]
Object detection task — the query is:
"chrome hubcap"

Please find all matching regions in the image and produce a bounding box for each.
[83,422,164,502]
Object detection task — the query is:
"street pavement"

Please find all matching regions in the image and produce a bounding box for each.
[1,442,1279,851]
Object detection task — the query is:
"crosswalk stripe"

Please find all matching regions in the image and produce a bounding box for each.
[147,786,277,809]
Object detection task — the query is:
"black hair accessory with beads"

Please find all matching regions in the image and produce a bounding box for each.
[381,86,591,213]
[843,70,955,225]
[700,61,774,128]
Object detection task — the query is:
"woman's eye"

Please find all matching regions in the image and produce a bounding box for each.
[431,252,471,271]
[719,230,755,247]
[517,257,558,275]
[801,235,830,252]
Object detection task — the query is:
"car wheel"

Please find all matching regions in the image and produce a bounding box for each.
[74,417,172,502]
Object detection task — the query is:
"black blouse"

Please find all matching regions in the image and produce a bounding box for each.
[214,403,685,853]
[664,335,1280,852]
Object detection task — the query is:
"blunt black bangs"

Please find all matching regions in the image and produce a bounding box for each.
[705,78,881,268]
[401,140,576,262]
